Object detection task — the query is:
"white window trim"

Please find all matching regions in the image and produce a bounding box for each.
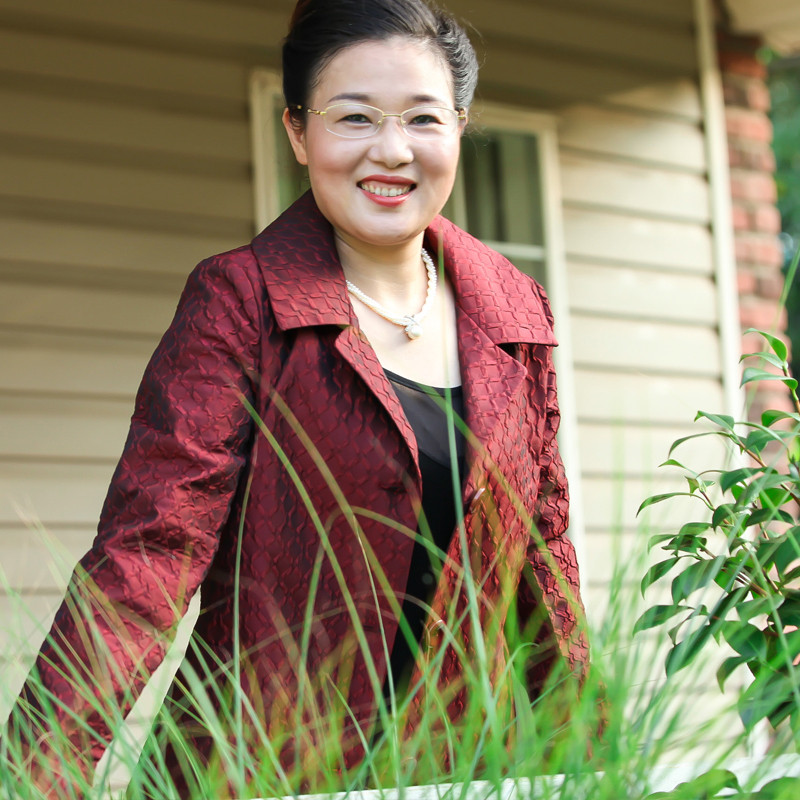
[249,68,285,233]
[248,75,585,562]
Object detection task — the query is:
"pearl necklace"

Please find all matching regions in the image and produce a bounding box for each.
[345,248,437,340]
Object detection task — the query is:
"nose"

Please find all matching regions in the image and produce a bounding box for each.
[368,115,414,166]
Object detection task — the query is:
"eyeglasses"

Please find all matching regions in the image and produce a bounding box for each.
[294,103,467,140]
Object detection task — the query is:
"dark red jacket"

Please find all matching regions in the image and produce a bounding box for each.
[13,192,587,787]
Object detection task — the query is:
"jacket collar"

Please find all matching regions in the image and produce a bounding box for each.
[251,191,556,347]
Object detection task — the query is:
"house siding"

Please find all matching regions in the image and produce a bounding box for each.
[1,0,729,722]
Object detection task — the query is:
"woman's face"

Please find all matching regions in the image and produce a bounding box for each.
[283,37,464,256]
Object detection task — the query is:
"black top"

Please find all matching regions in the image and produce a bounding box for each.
[383,369,466,696]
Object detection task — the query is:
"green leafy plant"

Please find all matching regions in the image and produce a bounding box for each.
[636,329,800,741]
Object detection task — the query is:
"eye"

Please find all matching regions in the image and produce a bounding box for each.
[327,104,379,128]
[341,112,372,124]
[406,108,447,126]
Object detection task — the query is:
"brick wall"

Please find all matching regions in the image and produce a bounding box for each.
[716,10,793,420]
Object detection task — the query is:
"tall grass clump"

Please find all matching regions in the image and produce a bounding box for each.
[3,324,800,798]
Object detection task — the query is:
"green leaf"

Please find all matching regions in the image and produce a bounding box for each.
[762,409,800,427]
[666,619,721,675]
[641,557,681,595]
[720,466,762,492]
[741,351,788,370]
[741,367,798,391]
[742,328,789,362]
[746,507,795,528]
[757,531,800,575]
[744,428,778,455]
[750,777,800,799]
[712,503,738,529]
[738,671,796,730]
[633,603,687,634]
[659,458,690,470]
[644,769,742,800]
[737,596,775,622]
[668,430,726,456]
[694,410,736,430]
[671,556,726,603]
[778,590,800,626]
[637,492,692,515]
[678,521,712,538]
[721,620,768,660]
[717,655,746,690]
[648,533,677,552]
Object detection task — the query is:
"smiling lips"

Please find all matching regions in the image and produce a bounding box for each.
[359,181,412,197]
[358,177,415,205]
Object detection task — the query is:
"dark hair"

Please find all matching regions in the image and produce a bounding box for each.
[282,0,478,125]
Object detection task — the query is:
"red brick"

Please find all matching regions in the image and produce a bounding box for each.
[735,234,784,268]
[737,268,757,295]
[732,204,749,231]
[751,205,782,235]
[727,141,776,172]
[746,81,771,113]
[718,50,767,79]
[739,300,782,331]
[756,270,787,301]
[726,108,773,142]
[722,76,771,113]
[729,171,777,203]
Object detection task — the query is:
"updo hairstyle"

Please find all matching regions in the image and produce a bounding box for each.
[283,0,479,127]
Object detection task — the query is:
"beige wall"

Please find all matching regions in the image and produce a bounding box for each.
[0,0,728,712]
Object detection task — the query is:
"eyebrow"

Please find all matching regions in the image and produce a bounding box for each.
[326,92,451,106]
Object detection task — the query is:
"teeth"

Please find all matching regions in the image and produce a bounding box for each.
[361,183,411,198]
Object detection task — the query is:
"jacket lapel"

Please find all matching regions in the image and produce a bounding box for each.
[423,217,557,500]
[250,193,419,479]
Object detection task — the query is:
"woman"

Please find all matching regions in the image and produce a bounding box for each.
[8,0,588,795]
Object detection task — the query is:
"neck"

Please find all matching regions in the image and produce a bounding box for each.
[336,235,429,309]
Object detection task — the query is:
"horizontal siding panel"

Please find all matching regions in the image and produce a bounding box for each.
[567,263,718,323]
[0,396,130,461]
[0,27,249,105]
[0,0,285,57]
[481,47,688,109]
[582,475,699,533]
[605,79,703,120]
[0,526,90,592]
[1,282,179,338]
[0,594,58,656]
[448,0,697,71]
[577,421,728,477]
[574,368,724,424]
[0,218,240,280]
[0,154,252,223]
[559,106,706,170]
[560,153,710,223]
[0,89,250,165]
[572,316,720,376]
[563,208,714,272]
[555,0,694,25]
[1,332,152,397]
[0,461,114,527]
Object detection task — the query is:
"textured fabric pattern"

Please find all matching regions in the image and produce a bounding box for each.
[10,191,587,791]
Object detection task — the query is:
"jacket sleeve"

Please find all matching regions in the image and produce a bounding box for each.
[6,251,262,787]
[515,283,589,697]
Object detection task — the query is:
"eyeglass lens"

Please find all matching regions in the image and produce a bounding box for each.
[320,104,462,139]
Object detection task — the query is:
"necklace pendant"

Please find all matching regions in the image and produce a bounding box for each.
[404,317,423,340]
